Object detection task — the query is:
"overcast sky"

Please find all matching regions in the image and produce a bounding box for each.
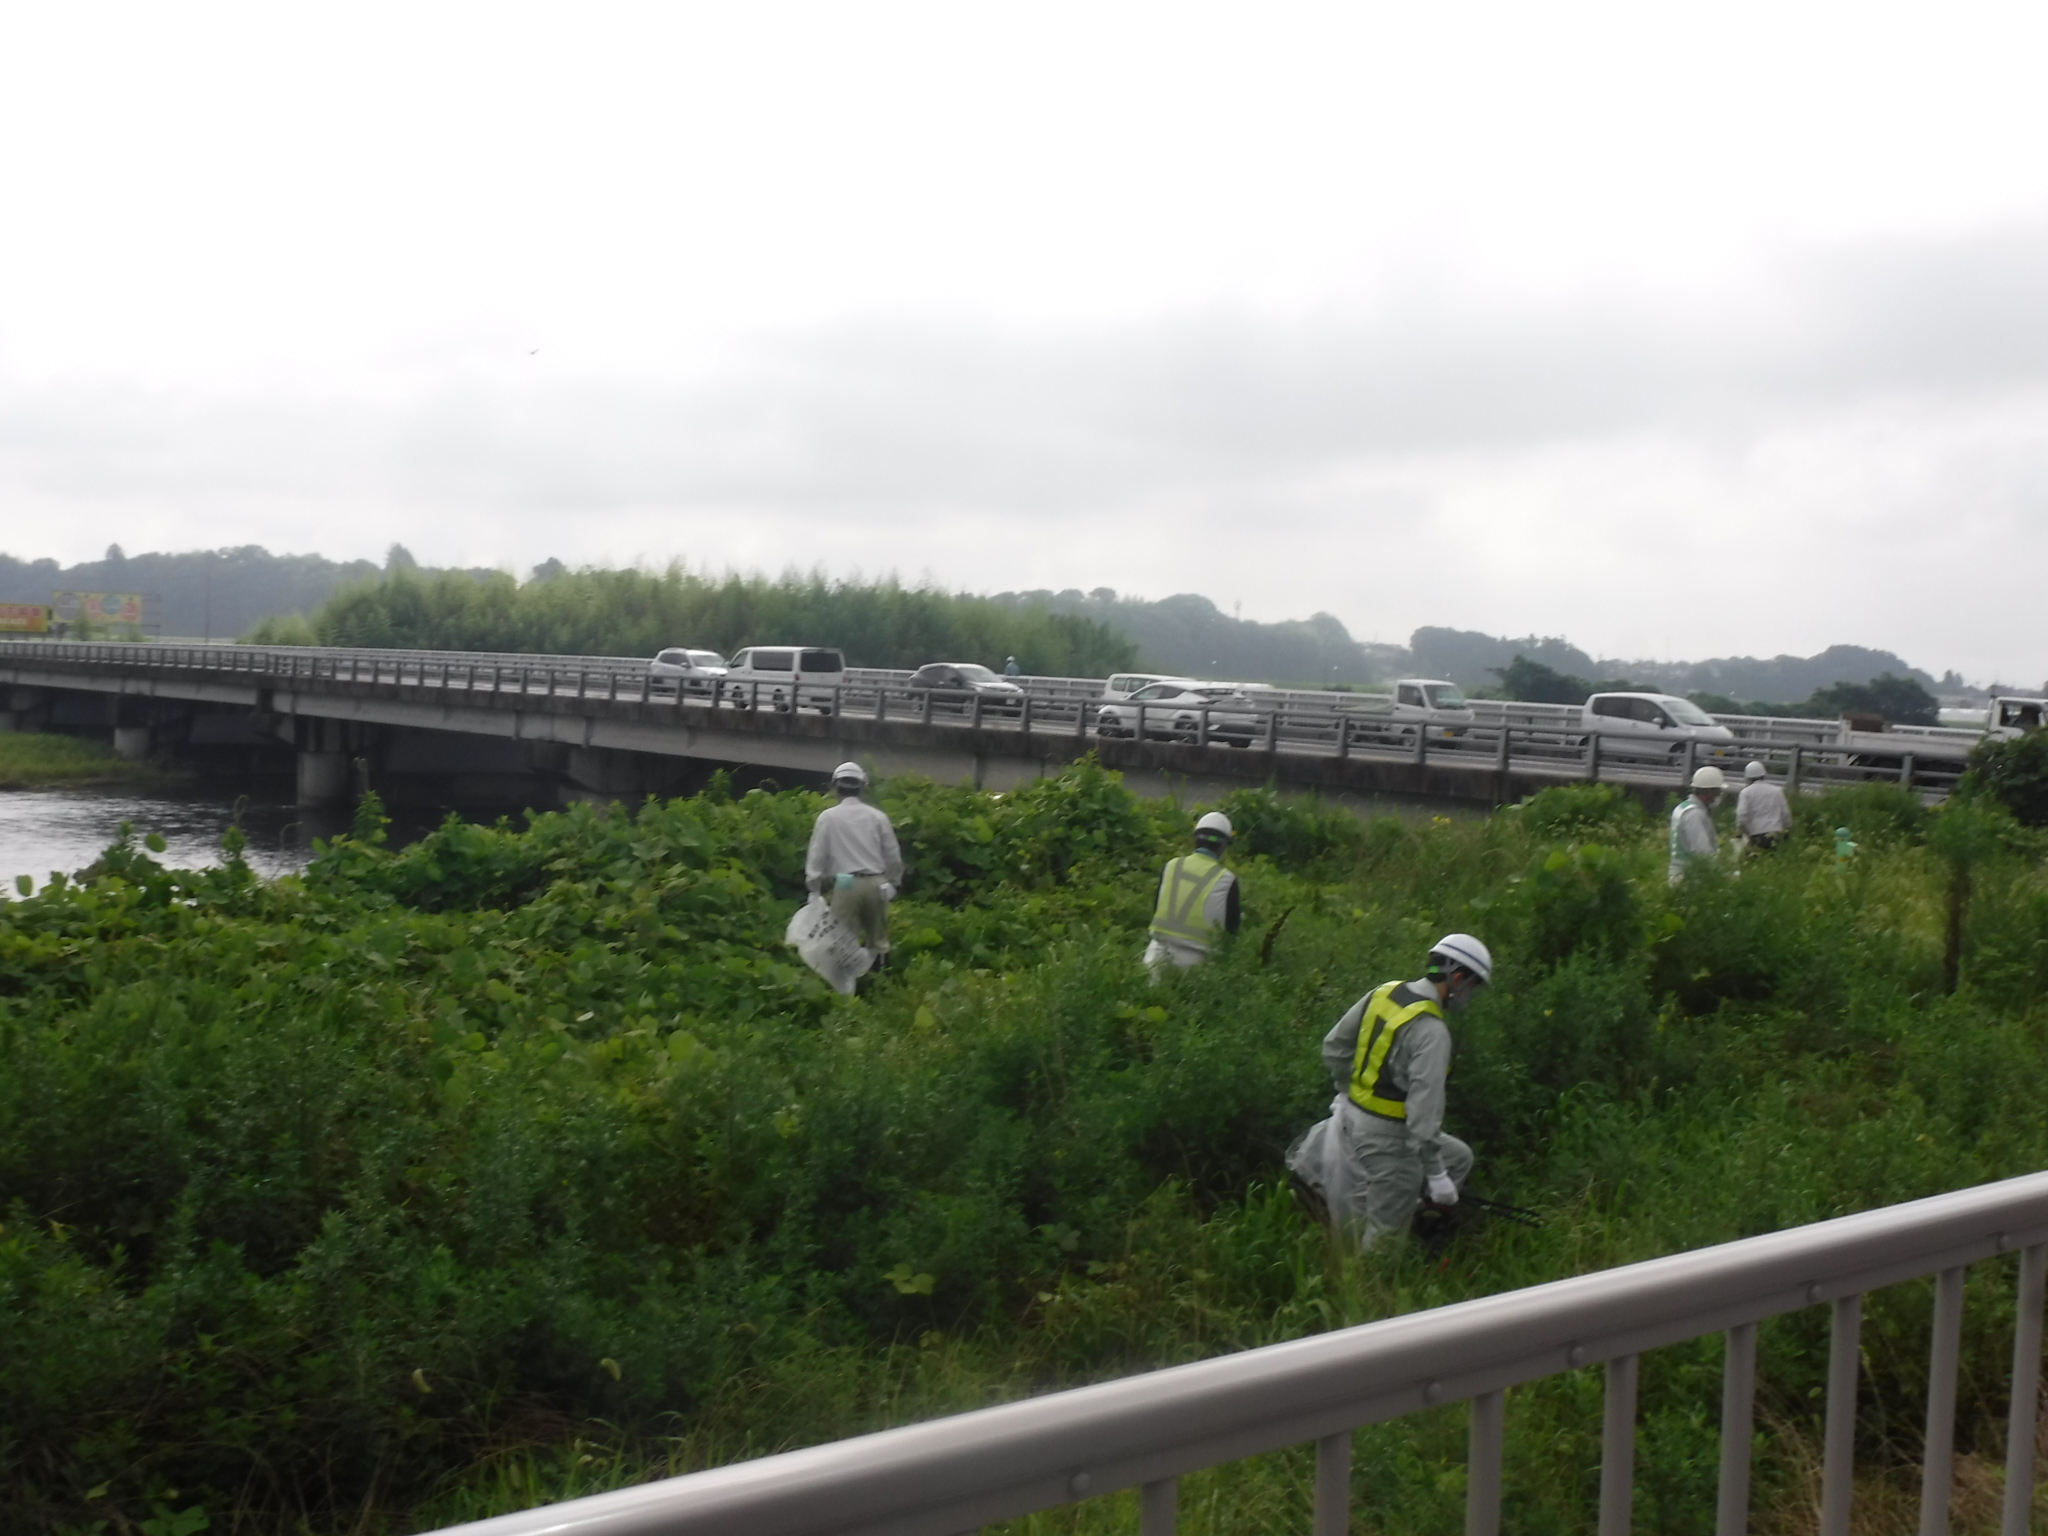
[3,4,2047,681]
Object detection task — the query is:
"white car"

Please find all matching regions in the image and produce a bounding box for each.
[1097,681,1261,747]
[648,647,727,696]
[1581,692,1736,760]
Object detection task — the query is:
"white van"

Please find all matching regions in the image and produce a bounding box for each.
[722,646,847,714]
[1102,672,1192,701]
[1581,692,1735,760]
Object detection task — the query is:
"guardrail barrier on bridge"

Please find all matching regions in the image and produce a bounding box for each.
[0,641,1972,801]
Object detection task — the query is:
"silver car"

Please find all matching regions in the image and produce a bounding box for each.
[648,647,728,696]
[1097,681,1261,747]
[1580,692,1736,761]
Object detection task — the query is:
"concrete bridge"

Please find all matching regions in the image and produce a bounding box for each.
[0,641,1956,814]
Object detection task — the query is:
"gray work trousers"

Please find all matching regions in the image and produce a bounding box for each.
[1287,1097,1474,1251]
[827,874,891,954]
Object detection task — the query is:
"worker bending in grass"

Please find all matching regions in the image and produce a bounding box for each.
[1287,933,1492,1251]
[806,761,903,969]
[1142,811,1240,977]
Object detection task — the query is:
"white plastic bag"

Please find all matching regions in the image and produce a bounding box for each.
[784,895,874,995]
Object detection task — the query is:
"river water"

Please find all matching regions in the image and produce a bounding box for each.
[0,787,351,894]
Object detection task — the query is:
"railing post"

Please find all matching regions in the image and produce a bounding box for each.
[1467,1389,1505,1536]
[1313,1431,1349,1536]
[1587,730,1602,783]
[1919,1267,1966,1536]
[1139,1477,1177,1536]
[607,670,618,702]
[877,685,888,723]
[1495,722,1511,774]
[1683,738,1697,786]
[1717,1322,1758,1536]
[1789,744,1802,795]
[2003,1244,2046,1536]
[1338,712,1351,760]
[922,686,934,725]
[1601,1354,1638,1536]
[638,670,649,704]
[971,690,983,729]
[1076,693,1088,739]
[1900,753,1914,789]
[1020,689,1032,737]
[1821,1294,1862,1536]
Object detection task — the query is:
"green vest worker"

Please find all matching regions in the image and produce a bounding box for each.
[1285,933,1492,1250]
[1143,811,1241,976]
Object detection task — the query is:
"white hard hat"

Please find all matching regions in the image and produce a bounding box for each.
[1195,811,1234,838]
[1691,765,1727,791]
[831,761,868,786]
[1430,932,1493,984]
[1744,760,1767,780]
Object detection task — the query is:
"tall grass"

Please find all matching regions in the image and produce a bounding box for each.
[3,772,2046,1532]
[0,731,167,788]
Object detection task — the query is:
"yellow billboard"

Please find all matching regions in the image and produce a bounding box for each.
[51,591,145,625]
[0,603,50,633]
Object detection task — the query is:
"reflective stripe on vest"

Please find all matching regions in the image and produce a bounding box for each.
[1346,981,1443,1119]
[1149,851,1228,950]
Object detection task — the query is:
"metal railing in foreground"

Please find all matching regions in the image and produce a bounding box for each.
[436,1172,2048,1536]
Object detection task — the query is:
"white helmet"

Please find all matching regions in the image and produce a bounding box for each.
[1691,765,1727,791]
[831,761,868,787]
[1744,760,1767,780]
[1194,811,1234,838]
[1430,932,1492,985]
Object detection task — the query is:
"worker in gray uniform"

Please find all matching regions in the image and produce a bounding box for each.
[1286,933,1492,1250]
[805,761,904,966]
[1668,765,1725,884]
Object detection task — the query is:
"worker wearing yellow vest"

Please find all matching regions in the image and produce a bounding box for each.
[1142,811,1241,977]
[1285,933,1492,1249]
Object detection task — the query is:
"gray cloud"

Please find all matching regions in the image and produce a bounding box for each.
[4,218,2048,679]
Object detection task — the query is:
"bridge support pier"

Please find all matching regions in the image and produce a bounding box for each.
[298,750,351,807]
[113,726,152,759]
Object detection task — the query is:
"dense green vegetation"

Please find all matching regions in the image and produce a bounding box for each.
[0,733,171,790]
[6,766,2048,1534]
[246,566,1138,676]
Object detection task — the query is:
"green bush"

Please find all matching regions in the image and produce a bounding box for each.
[4,763,2048,1533]
[1961,729,2048,827]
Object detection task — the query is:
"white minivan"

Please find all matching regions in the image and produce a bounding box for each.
[721,646,847,714]
[1581,692,1735,760]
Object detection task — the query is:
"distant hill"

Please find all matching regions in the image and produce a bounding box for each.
[992,589,1405,684]
[0,545,390,639]
[1408,626,1938,704]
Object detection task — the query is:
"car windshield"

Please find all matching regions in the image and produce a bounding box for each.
[686,651,725,668]
[1424,684,1467,708]
[1663,697,1716,726]
[954,664,1000,683]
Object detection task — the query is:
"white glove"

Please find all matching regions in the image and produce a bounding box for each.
[879,882,896,902]
[1426,1171,1459,1206]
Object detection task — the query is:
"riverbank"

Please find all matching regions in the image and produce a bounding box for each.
[0,733,186,790]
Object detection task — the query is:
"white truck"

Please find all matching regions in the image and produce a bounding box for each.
[1936,696,2048,740]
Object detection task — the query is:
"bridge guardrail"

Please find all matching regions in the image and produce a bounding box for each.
[426,1170,2048,1536]
[0,642,1968,798]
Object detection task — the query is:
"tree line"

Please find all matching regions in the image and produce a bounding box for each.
[1485,653,1942,726]
[247,563,1139,676]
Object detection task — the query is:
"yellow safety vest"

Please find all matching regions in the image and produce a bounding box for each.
[1346,981,1443,1119]
[1149,851,1229,951]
